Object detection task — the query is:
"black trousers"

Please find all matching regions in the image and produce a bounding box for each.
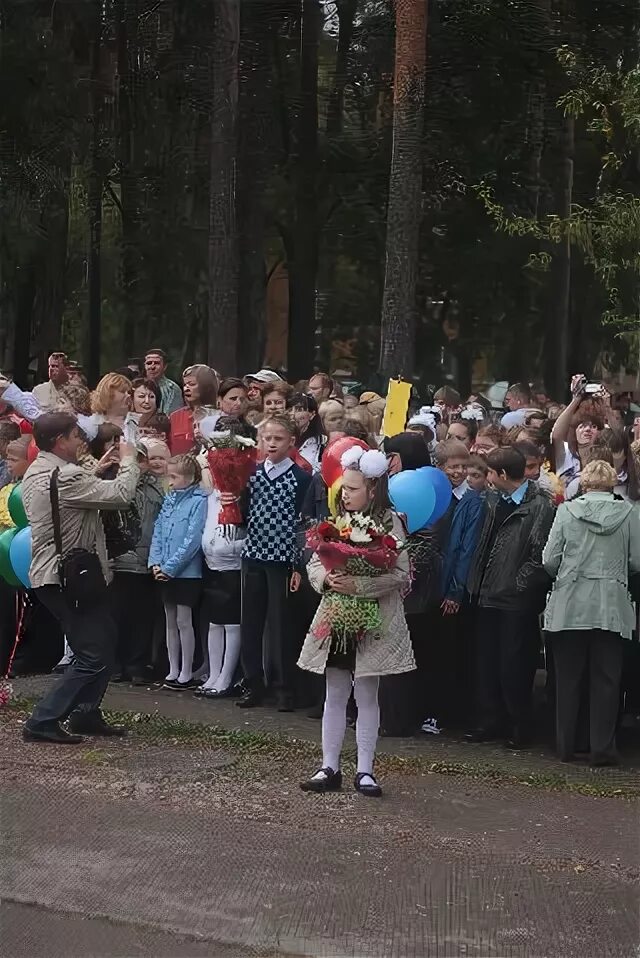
[29,585,117,728]
[111,572,157,678]
[379,612,429,736]
[240,560,297,696]
[551,629,623,763]
[474,606,540,732]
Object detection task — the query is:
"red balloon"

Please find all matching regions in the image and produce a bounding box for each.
[321,437,369,488]
[27,438,38,465]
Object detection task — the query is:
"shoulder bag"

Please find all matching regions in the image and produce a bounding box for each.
[50,467,107,607]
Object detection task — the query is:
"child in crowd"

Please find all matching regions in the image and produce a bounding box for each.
[0,437,31,530]
[0,422,21,490]
[111,445,165,684]
[466,455,488,492]
[149,454,208,689]
[421,439,476,733]
[287,393,325,473]
[236,415,312,711]
[141,438,171,489]
[197,484,244,699]
[299,448,413,797]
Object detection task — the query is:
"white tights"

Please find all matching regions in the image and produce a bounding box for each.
[320,668,380,782]
[164,602,195,683]
[202,624,241,692]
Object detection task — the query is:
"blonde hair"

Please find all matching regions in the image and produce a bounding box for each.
[90,373,132,415]
[319,399,345,431]
[167,453,201,485]
[6,436,31,459]
[580,459,617,492]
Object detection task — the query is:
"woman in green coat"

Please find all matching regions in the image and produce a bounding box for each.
[543,459,640,766]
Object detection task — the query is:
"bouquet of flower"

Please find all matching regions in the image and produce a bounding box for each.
[204,429,257,525]
[306,512,401,653]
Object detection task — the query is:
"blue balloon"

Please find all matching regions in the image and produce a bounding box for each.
[389,470,436,533]
[416,467,453,525]
[10,526,32,589]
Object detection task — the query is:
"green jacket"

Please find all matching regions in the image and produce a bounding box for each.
[542,492,640,639]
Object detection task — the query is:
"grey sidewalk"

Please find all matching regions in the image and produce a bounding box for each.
[1,705,638,958]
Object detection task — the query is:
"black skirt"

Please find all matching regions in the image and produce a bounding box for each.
[161,577,202,609]
[202,567,241,625]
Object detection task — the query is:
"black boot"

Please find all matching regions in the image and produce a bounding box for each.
[68,711,127,737]
[23,721,84,745]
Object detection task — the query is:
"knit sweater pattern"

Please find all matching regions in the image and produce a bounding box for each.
[242,463,310,567]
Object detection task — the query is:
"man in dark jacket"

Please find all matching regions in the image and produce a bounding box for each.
[466,447,555,748]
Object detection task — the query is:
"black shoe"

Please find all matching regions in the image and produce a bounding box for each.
[354,772,382,798]
[277,693,295,713]
[163,678,197,691]
[306,703,324,720]
[236,688,264,709]
[130,674,151,687]
[23,721,84,745]
[300,767,342,793]
[203,686,235,699]
[505,728,531,750]
[67,714,127,737]
[464,726,502,744]
[590,754,620,768]
[110,673,126,684]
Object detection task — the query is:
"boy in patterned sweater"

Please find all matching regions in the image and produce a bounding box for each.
[237,415,311,711]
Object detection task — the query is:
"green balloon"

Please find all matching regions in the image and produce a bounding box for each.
[0,528,20,586]
[8,483,27,529]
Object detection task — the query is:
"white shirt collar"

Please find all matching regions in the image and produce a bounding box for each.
[264,457,294,480]
[452,478,469,500]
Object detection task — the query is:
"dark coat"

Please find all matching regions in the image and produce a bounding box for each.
[441,490,484,603]
[468,482,555,613]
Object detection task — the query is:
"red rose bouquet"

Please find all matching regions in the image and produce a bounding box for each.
[205,431,257,525]
[306,513,401,653]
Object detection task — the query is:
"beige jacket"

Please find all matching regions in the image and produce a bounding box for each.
[297,514,416,678]
[32,380,64,411]
[22,451,139,589]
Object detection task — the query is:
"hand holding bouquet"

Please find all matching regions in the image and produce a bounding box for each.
[306,513,401,653]
[201,418,257,525]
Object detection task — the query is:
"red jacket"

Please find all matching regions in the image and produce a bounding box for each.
[169,407,193,455]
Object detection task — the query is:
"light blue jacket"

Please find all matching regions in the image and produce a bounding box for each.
[149,485,207,579]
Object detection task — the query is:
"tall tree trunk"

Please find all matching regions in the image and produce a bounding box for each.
[208,0,240,375]
[236,0,272,372]
[287,0,320,381]
[548,115,574,397]
[326,0,358,137]
[116,0,141,360]
[379,0,427,379]
[87,13,103,384]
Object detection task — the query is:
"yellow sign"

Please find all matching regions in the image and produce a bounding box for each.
[382,378,412,437]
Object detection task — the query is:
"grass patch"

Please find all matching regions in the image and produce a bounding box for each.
[7,696,639,800]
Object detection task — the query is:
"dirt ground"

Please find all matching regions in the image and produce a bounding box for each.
[1,699,638,958]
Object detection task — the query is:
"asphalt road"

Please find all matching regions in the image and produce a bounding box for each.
[1,709,638,958]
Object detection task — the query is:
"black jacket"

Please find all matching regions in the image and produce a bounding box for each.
[467,482,555,613]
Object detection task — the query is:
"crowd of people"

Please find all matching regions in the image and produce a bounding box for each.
[2,350,640,795]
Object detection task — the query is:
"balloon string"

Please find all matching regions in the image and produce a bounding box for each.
[5,590,26,679]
